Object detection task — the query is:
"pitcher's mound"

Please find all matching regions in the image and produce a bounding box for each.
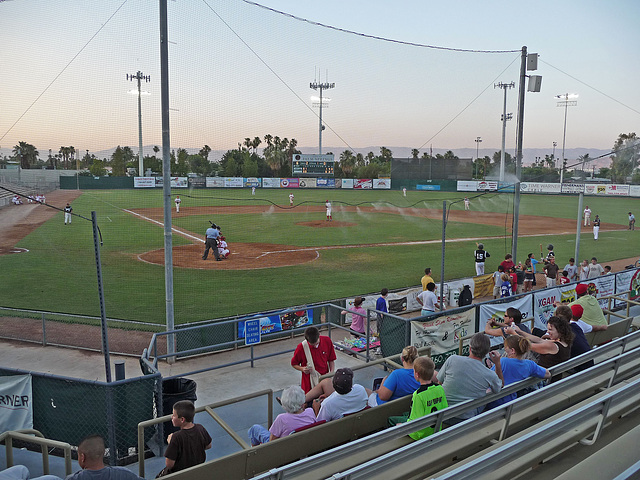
[138,242,319,270]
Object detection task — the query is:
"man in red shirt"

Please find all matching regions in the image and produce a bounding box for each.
[291,326,336,393]
[500,254,515,271]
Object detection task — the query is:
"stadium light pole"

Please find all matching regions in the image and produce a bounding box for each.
[475,137,482,178]
[310,80,334,154]
[495,82,515,182]
[555,93,578,184]
[127,71,151,176]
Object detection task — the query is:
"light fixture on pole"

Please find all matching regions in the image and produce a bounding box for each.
[475,136,482,179]
[552,141,557,160]
[495,82,515,182]
[310,79,334,155]
[555,93,578,184]
[127,71,151,176]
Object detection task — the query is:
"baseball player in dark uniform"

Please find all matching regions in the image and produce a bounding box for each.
[64,203,73,225]
[202,224,221,261]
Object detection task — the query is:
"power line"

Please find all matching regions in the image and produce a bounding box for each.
[241,1,520,54]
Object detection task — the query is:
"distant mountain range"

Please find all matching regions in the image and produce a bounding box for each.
[1,145,613,169]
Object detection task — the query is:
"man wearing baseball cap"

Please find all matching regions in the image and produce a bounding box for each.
[314,368,368,422]
[568,304,594,372]
[564,284,608,327]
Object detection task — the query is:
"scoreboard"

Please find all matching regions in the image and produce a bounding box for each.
[292,154,334,176]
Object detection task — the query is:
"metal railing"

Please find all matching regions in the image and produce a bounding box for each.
[137,389,274,478]
[0,429,73,477]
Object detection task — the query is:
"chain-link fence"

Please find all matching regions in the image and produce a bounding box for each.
[0,366,160,466]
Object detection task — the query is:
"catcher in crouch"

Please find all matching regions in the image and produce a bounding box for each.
[218,235,230,259]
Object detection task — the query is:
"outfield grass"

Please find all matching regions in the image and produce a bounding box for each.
[1,188,638,323]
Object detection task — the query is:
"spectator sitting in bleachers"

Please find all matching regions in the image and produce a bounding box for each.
[484,307,530,341]
[367,346,421,407]
[66,434,143,479]
[313,368,368,422]
[0,465,62,480]
[248,385,317,446]
[436,333,503,423]
[11,195,22,205]
[506,316,573,381]
[555,304,595,373]
[484,335,550,410]
[388,356,448,440]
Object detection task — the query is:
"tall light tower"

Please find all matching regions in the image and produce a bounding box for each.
[552,141,557,160]
[475,136,482,178]
[555,93,578,184]
[127,71,150,176]
[495,82,515,182]
[310,80,334,154]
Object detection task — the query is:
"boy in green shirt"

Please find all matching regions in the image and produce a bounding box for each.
[389,357,448,440]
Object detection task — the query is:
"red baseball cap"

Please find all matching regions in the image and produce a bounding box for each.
[575,284,588,295]
[570,304,584,320]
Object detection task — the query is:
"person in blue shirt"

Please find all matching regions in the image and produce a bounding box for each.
[527,253,539,287]
[367,346,420,406]
[376,288,388,317]
[500,273,512,298]
[202,223,221,261]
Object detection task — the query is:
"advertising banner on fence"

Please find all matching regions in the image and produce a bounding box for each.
[341,179,354,189]
[280,178,300,188]
[630,185,640,197]
[479,296,531,329]
[561,183,584,194]
[584,274,616,310]
[416,184,441,191]
[606,184,629,196]
[206,177,225,188]
[223,177,243,188]
[298,178,317,188]
[373,178,391,189]
[238,309,313,338]
[188,177,206,188]
[410,308,476,367]
[262,178,280,188]
[477,181,498,191]
[316,177,336,188]
[354,179,373,189]
[134,177,156,188]
[521,182,562,194]
[170,177,188,188]
[457,181,477,192]
[244,177,261,188]
[0,375,33,432]
[532,285,576,331]
[584,184,607,195]
[614,268,640,308]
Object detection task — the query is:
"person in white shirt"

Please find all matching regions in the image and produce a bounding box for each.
[174,195,181,212]
[417,282,440,315]
[563,258,578,282]
[583,206,592,226]
[289,193,294,206]
[314,368,368,422]
[587,257,604,278]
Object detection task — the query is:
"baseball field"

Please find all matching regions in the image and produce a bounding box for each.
[0,188,638,325]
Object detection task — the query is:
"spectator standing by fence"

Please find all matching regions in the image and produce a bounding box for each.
[291,326,336,393]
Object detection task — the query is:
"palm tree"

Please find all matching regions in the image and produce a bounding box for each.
[340,150,356,177]
[263,134,273,149]
[199,145,211,162]
[252,137,262,154]
[13,142,38,169]
[411,148,420,158]
[243,138,252,151]
[577,153,590,172]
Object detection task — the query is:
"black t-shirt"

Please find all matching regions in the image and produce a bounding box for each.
[570,323,594,372]
[474,250,489,262]
[164,424,211,473]
[544,263,560,279]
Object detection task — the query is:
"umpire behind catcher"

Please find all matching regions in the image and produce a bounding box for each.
[202,223,221,261]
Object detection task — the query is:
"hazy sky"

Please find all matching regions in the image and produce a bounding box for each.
[1,0,639,159]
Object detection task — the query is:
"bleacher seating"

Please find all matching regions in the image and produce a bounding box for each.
[164,325,640,480]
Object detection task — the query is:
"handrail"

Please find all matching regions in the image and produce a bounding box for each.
[429,377,640,479]
[0,429,73,476]
[250,328,640,480]
[137,389,274,478]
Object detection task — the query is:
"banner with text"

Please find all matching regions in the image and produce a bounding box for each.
[614,268,640,308]
[584,275,616,310]
[341,179,354,189]
[354,179,373,189]
[298,178,317,188]
[262,178,280,188]
[373,178,391,189]
[206,177,225,188]
[237,309,313,338]
[133,177,156,188]
[411,308,476,367]
[0,375,33,432]
[479,296,531,329]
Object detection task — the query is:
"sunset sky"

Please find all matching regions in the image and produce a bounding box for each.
[1,0,638,160]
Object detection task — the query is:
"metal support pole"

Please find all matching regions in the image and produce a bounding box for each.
[92,211,112,383]
[318,85,323,155]
[511,46,527,262]
[440,201,446,310]
[575,192,583,263]
[500,86,508,182]
[159,0,176,363]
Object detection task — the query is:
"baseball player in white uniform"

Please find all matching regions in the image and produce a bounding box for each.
[289,193,294,206]
[583,206,591,226]
[174,195,181,213]
[251,186,256,195]
[464,197,470,210]
[402,187,407,197]
[325,200,332,221]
